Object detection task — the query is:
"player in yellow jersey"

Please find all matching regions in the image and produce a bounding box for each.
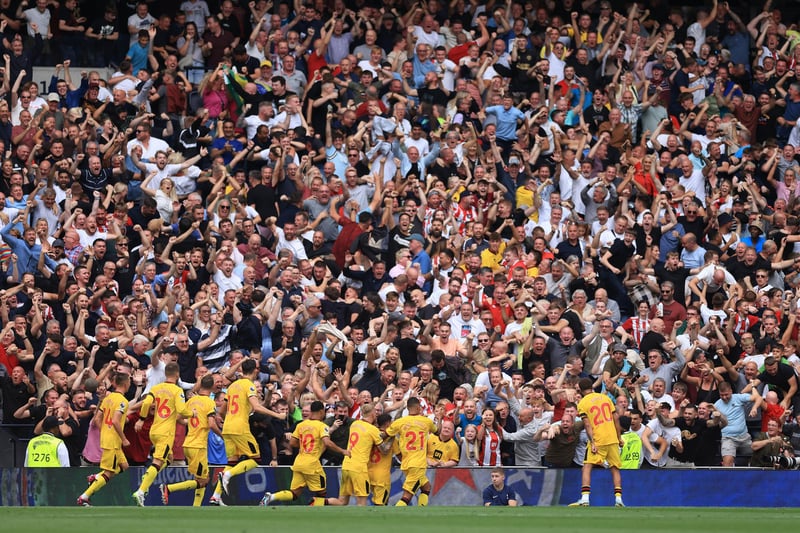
[570,377,626,507]
[369,413,396,506]
[260,400,350,507]
[327,403,383,506]
[133,362,193,506]
[78,373,131,506]
[210,358,285,505]
[386,397,438,506]
[427,419,460,467]
[160,375,220,507]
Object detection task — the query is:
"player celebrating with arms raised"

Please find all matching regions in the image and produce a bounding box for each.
[386,397,438,506]
[570,378,625,507]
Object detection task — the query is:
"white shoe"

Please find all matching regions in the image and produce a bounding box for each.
[260,492,273,506]
[208,494,228,507]
[133,491,145,507]
[615,501,626,507]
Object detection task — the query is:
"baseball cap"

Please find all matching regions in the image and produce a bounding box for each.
[612,343,627,354]
[718,212,733,226]
[409,233,425,244]
[508,157,521,166]
[47,93,60,102]
[52,239,65,248]
[260,59,273,68]
[42,415,63,431]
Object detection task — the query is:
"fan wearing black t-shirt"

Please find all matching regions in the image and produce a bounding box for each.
[599,228,637,318]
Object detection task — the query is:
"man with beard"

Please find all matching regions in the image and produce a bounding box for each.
[304,230,334,265]
[666,404,706,467]
[692,402,728,466]
[744,356,799,413]
[538,411,584,468]
[430,350,469,401]
[304,184,338,243]
[387,211,415,269]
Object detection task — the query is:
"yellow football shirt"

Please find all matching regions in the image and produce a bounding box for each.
[99,392,128,449]
[368,438,397,485]
[292,419,330,471]
[427,434,460,464]
[342,419,383,474]
[386,415,437,470]
[515,186,538,221]
[577,392,619,446]
[184,395,217,449]
[480,243,506,273]
[223,378,256,435]
[139,382,191,439]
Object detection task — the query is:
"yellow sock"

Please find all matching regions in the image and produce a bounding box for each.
[271,490,295,502]
[312,497,327,506]
[85,474,107,497]
[138,464,160,494]
[193,486,206,507]
[418,493,429,506]
[167,480,198,493]
[228,458,258,477]
[395,499,407,506]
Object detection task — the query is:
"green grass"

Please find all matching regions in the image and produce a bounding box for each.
[1,507,798,533]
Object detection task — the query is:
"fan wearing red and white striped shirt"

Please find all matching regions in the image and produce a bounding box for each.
[477,408,503,467]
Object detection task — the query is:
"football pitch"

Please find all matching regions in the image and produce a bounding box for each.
[0,506,796,532]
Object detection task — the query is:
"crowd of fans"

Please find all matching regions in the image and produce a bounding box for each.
[1,0,800,473]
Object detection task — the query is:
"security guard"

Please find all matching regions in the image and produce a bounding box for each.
[25,416,71,467]
[619,415,642,470]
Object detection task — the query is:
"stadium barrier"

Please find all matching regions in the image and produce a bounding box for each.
[2,467,800,507]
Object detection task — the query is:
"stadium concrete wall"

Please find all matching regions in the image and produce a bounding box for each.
[1,467,798,507]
